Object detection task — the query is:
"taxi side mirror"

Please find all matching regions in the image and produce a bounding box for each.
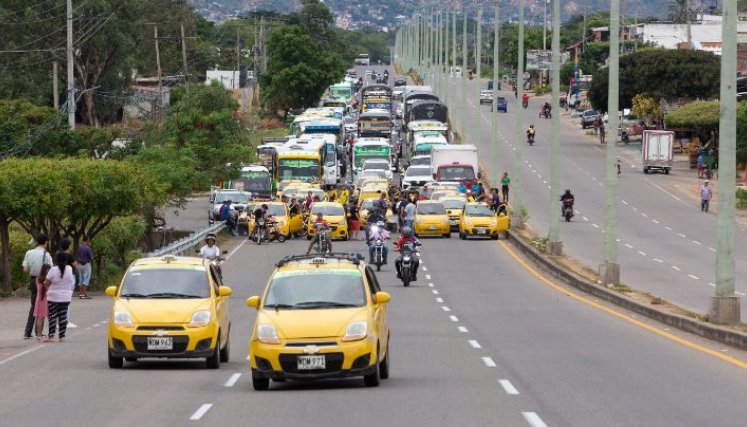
[219,286,233,297]
[246,296,261,309]
[105,286,118,297]
[374,291,391,304]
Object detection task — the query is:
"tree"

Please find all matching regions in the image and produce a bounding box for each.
[738,102,747,166]
[301,0,334,47]
[631,94,664,127]
[588,48,720,112]
[664,101,720,130]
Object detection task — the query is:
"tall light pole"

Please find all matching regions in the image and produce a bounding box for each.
[710,0,740,324]
[491,0,500,189]
[476,6,482,80]
[66,0,75,130]
[461,7,468,140]
[600,0,621,284]
[512,0,525,225]
[546,0,562,254]
[452,10,457,122]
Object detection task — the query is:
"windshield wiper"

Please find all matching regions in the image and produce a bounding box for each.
[145,292,204,299]
[295,301,359,308]
[120,293,147,298]
[264,303,297,311]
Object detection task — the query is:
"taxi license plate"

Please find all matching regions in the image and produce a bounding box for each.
[297,355,325,370]
[428,225,438,230]
[147,337,173,350]
[450,220,457,225]
[476,228,488,235]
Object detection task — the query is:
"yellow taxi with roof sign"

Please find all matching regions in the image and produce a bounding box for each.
[105,255,232,369]
[246,253,391,390]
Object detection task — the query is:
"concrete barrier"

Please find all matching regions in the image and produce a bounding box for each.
[507,231,747,351]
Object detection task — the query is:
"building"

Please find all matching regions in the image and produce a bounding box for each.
[638,15,747,56]
[205,70,241,90]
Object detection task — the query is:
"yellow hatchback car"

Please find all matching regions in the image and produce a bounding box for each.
[414,201,451,237]
[441,197,467,230]
[246,254,392,390]
[306,202,348,240]
[247,202,305,238]
[105,256,232,369]
[459,202,510,240]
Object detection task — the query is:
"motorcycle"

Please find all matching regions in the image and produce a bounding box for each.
[542,108,551,119]
[527,131,535,146]
[372,238,385,271]
[563,201,574,222]
[399,247,417,287]
[522,100,529,109]
[316,228,331,254]
[254,219,266,245]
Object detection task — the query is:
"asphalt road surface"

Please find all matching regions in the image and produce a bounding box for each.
[2,235,747,426]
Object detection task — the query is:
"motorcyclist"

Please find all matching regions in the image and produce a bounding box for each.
[543,102,551,117]
[251,204,271,242]
[365,207,385,243]
[560,189,575,215]
[526,124,536,143]
[199,234,221,259]
[368,221,390,264]
[306,213,333,254]
[394,227,421,281]
[522,92,529,108]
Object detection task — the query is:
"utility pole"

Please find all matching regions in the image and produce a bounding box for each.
[512,0,525,226]
[686,0,692,48]
[461,7,468,140]
[476,6,482,80]
[154,24,163,120]
[600,0,621,285]
[252,17,258,106]
[546,0,562,255]
[66,0,75,130]
[710,0,740,324]
[452,10,457,117]
[180,21,189,92]
[491,0,500,188]
[52,60,59,110]
[543,0,548,51]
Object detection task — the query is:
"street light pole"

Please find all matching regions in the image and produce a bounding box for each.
[512,0,525,225]
[600,0,621,284]
[462,7,468,140]
[491,0,500,189]
[546,0,562,254]
[709,0,740,324]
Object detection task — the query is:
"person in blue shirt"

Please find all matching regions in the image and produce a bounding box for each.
[458,183,468,194]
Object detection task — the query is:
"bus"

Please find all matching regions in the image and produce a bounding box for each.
[353,138,390,178]
[274,144,323,191]
[300,121,342,188]
[412,131,449,157]
[358,109,392,138]
[354,53,370,66]
[235,165,273,199]
[328,83,353,103]
[256,137,288,175]
[360,85,393,112]
[407,100,449,125]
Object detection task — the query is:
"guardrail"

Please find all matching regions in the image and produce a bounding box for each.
[144,222,226,258]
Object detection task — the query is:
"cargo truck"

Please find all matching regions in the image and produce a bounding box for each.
[642,130,674,174]
[431,145,480,187]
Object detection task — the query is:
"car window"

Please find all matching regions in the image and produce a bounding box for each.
[264,270,366,309]
[406,167,431,177]
[465,205,494,217]
[417,203,446,215]
[120,268,211,298]
[209,265,222,292]
[442,199,466,209]
[364,266,381,295]
[311,204,345,216]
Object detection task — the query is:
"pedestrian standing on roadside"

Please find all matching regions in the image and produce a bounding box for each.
[501,172,511,203]
[348,201,361,241]
[44,251,75,342]
[76,235,93,299]
[56,239,78,328]
[22,234,53,339]
[33,263,52,341]
[700,181,713,213]
[697,153,704,179]
[599,119,606,144]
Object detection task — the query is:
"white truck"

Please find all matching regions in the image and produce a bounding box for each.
[642,130,674,174]
[430,145,480,186]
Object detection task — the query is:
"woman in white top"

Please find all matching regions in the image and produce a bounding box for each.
[43,252,75,342]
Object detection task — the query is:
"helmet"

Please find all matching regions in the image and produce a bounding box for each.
[529,124,535,129]
[402,227,413,237]
[376,221,386,228]
[205,233,217,243]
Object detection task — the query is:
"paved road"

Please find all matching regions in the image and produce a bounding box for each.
[3,235,747,426]
[429,71,747,314]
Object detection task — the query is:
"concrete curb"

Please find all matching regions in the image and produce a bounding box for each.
[506,231,747,351]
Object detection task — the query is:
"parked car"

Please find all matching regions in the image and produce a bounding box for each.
[479,90,494,105]
[581,110,600,129]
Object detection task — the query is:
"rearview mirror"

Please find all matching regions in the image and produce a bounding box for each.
[246,296,261,309]
[219,286,233,297]
[105,286,118,297]
[374,291,391,304]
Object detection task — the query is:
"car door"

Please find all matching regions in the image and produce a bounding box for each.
[364,266,388,358]
[209,266,228,347]
[288,205,303,235]
[496,212,510,232]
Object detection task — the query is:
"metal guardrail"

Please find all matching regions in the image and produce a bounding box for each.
[144,222,226,258]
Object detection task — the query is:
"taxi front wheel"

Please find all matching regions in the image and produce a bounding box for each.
[252,373,270,391]
[108,349,123,369]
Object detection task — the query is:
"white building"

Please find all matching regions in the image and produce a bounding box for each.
[639,15,747,56]
[205,70,241,90]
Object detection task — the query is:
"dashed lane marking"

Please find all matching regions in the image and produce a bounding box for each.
[688,274,700,280]
[190,404,213,421]
[449,315,459,322]
[426,274,432,280]
[436,298,444,303]
[499,240,747,371]
[499,379,520,395]
[224,373,241,387]
[672,266,681,271]
[638,251,647,256]
[422,266,428,272]
[654,258,664,263]
[428,282,434,287]
[432,290,439,295]
[458,326,469,333]
[441,306,451,312]
[481,357,496,367]
[709,247,717,252]
[522,412,549,427]
[592,223,599,229]
[468,340,482,349]
[625,243,633,249]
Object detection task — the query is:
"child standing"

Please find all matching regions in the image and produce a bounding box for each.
[34,264,52,341]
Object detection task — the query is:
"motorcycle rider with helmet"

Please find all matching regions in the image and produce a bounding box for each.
[199,234,220,259]
[394,227,421,281]
[526,124,536,144]
[368,221,390,264]
[560,189,575,216]
[306,213,333,254]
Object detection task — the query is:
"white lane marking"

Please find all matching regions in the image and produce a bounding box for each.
[672,266,681,271]
[422,266,428,272]
[458,326,469,333]
[707,282,716,287]
[499,379,520,395]
[665,226,672,231]
[226,238,249,260]
[678,233,686,238]
[93,324,100,328]
[592,223,599,229]
[190,404,213,421]
[625,243,633,249]
[224,373,242,387]
[426,274,432,280]
[582,216,589,222]
[428,282,434,287]
[468,340,482,349]
[436,297,444,303]
[441,306,451,312]
[709,247,717,252]
[99,320,107,325]
[641,213,648,218]
[85,327,92,331]
[522,412,549,427]
[432,290,439,295]
[0,345,44,367]
[688,274,700,280]
[737,292,747,296]
[622,200,629,205]
[638,251,647,256]
[543,180,548,184]
[652,219,660,224]
[481,357,496,367]
[693,240,702,245]
[654,258,664,263]
[449,315,459,322]
[632,207,638,211]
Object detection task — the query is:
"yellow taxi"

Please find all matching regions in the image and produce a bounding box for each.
[246,253,391,390]
[246,202,305,238]
[359,198,396,227]
[441,196,467,230]
[306,201,348,240]
[458,202,510,240]
[430,189,460,201]
[358,177,388,190]
[105,256,232,369]
[414,201,451,237]
[283,187,326,203]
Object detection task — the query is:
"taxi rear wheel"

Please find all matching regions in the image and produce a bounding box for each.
[219,331,230,363]
[108,349,123,369]
[252,373,270,391]
[379,343,390,380]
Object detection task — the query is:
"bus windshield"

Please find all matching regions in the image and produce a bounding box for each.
[277,159,320,182]
[240,171,271,191]
[354,145,390,168]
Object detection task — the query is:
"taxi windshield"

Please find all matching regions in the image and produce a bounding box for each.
[442,199,466,210]
[264,271,366,309]
[465,205,494,217]
[311,204,345,216]
[263,204,286,217]
[119,268,210,298]
[417,203,446,215]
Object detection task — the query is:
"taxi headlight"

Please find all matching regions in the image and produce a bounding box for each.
[189,310,211,327]
[490,219,498,227]
[342,321,368,341]
[113,310,133,328]
[340,220,347,226]
[257,324,281,344]
[464,219,473,226]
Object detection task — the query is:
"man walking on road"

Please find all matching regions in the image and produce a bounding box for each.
[22,234,53,339]
[700,181,713,213]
